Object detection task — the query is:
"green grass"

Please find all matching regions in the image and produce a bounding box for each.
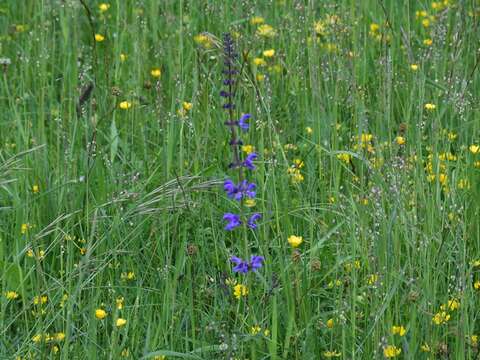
[1,0,479,359]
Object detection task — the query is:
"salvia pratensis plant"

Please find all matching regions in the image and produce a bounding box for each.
[221,33,264,274]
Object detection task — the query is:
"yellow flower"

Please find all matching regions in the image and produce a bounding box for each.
[420,343,431,352]
[116,318,127,327]
[121,348,129,357]
[383,345,401,358]
[314,20,326,35]
[193,33,213,49]
[262,49,275,58]
[326,318,334,329]
[458,179,470,190]
[336,153,351,164]
[151,68,162,78]
[256,24,276,38]
[447,131,457,141]
[250,325,261,335]
[121,271,136,280]
[474,281,480,290]
[32,334,43,343]
[391,325,406,336]
[424,103,436,111]
[95,309,107,319]
[94,34,105,42]
[32,184,39,193]
[288,235,303,248]
[471,335,478,346]
[469,145,480,154]
[243,199,256,207]
[241,145,255,154]
[370,23,380,32]
[423,38,433,46]
[323,350,342,358]
[119,101,132,110]
[182,102,193,111]
[410,64,419,71]
[253,57,266,66]
[367,274,378,285]
[432,311,450,325]
[305,126,313,134]
[422,18,431,27]
[250,16,265,25]
[395,136,405,145]
[233,284,248,299]
[416,10,428,18]
[256,74,265,82]
[33,295,48,305]
[116,296,125,310]
[54,332,65,341]
[5,291,19,300]
[99,3,110,12]
[21,223,30,234]
[120,53,127,62]
[446,298,460,311]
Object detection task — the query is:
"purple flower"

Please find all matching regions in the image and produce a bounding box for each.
[247,213,261,229]
[224,179,256,201]
[249,255,264,271]
[230,255,265,273]
[223,213,241,231]
[243,152,257,170]
[230,256,249,273]
[238,114,251,131]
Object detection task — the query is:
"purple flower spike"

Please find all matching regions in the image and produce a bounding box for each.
[247,213,262,229]
[238,114,251,131]
[250,255,264,271]
[230,256,249,273]
[224,179,256,201]
[223,213,242,231]
[243,152,258,170]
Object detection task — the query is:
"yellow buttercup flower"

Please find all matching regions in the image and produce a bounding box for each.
[383,345,401,358]
[182,102,193,111]
[253,57,266,66]
[5,291,19,300]
[95,309,107,319]
[262,49,275,58]
[32,184,39,193]
[256,24,276,38]
[410,64,419,71]
[326,318,334,328]
[119,101,132,110]
[241,145,255,154]
[250,325,261,335]
[424,103,436,111]
[423,38,433,46]
[391,325,406,336]
[99,3,110,12]
[116,318,127,327]
[94,34,105,42]
[395,136,405,145]
[250,16,265,25]
[151,68,161,78]
[120,53,127,62]
[432,311,450,325]
[305,126,313,134]
[288,235,303,248]
[469,145,480,154]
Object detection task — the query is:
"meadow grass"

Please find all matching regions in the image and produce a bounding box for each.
[1,0,480,359]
